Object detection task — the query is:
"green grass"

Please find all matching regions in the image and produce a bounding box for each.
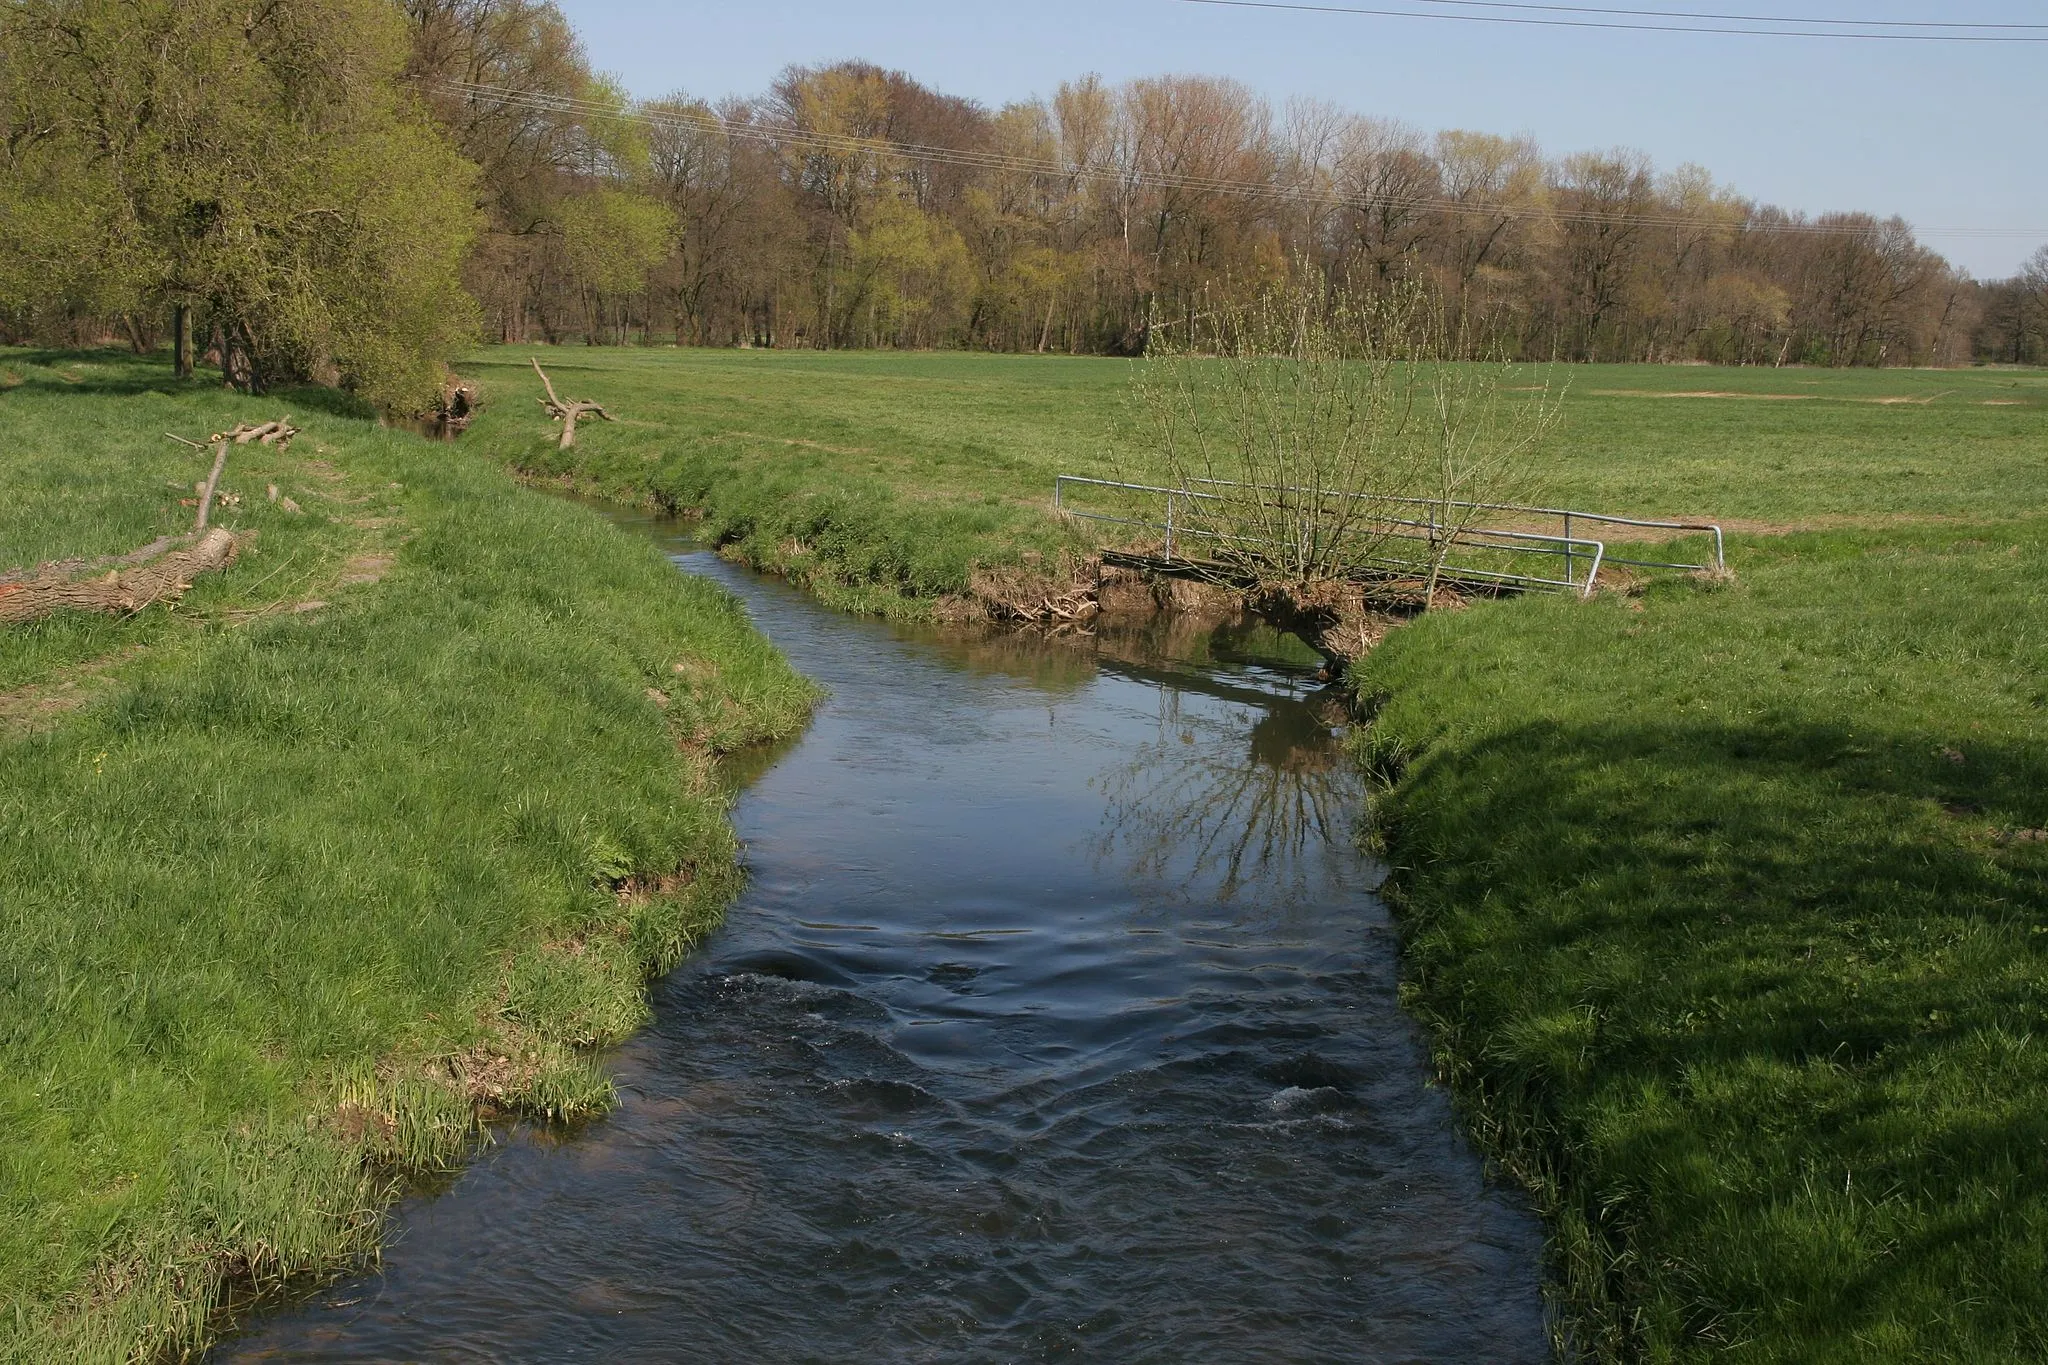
[458,348,2048,571]
[458,344,2048,1359]
[0,349,815,1361]
[1351,524,2048,1359]
[10,344,2041,1359]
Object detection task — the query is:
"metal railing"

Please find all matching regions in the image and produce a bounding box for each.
[1054,475,1726,599]
[1185,478,1727,580]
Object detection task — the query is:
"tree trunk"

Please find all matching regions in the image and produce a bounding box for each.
[0,529,240,625]
[222,321,262,393]
[173,304,193,379]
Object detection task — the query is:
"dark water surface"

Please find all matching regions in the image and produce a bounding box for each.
[217,511,1546,1363]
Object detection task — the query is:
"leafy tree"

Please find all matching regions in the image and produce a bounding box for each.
[559,188,675,344]
[0,0,480,412]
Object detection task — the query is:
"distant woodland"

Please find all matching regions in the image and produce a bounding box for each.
[4,0,2046,410]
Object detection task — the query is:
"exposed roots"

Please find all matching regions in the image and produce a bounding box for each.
[964,550,1436,670]
[1243,578,1421,671]
[962,553,1105,624]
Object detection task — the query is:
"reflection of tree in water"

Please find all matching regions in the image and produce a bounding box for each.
[1089,683,1364,902]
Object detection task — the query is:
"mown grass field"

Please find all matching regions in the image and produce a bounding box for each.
[0,349,815,1361]
[462,346,2048,548]
[463,343,2048,1361]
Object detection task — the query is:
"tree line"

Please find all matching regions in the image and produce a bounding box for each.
[5,0,2045,412]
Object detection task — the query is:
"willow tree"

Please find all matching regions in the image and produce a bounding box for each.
[0,0,480,412]
[1132,273,1562,650]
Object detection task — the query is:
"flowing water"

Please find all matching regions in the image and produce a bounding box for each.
[217,510,1546,1363]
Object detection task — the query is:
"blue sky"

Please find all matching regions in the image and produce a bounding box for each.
[553,0,2046,278]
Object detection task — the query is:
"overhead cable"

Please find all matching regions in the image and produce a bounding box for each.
[1373,0,2048,28]
[1165,0,2048,42]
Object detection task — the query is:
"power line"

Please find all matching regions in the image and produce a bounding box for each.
[434,80,2047,243]
[1166,0,2048,42]
[1373,0,2048,29]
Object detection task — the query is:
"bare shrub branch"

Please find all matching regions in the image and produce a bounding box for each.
[1131,271,1564,630]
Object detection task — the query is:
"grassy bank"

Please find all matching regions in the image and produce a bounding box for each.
[457,344,2048,1358]
[1351,522,2048,1360]
[0,349,815,1360]
[457,347,2048,617]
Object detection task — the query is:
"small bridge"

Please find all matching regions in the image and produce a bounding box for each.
[1054,475,1726,600]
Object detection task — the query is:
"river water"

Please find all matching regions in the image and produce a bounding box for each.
[217,510,1546,1363]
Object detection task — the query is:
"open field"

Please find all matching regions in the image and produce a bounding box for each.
[461,347,2048,554]
[463,344,2048,1360]
[0,349,814,1360]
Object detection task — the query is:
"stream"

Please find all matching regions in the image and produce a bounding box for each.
[216,508,1546,1362]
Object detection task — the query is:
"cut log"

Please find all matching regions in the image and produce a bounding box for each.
[226,418,296,447]
[0,418,289,626]
[531,357,614,449]
[2,534,188,588]
[0,528,240,625]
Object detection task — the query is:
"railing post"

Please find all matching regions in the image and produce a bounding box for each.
[1165,491,1178,560]
[1563,512,1574,587]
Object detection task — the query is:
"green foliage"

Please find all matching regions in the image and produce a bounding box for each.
[0,0,481,412]
[842,195,976,348]
[0,349,816,1358]
[560,188,677,298]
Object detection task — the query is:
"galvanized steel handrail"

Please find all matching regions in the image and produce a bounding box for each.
[1054,474,1623,598]
[1170,515,1607,595]
[1183,477,1726,575]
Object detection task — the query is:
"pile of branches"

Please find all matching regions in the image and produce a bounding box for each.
[0,420,296,625]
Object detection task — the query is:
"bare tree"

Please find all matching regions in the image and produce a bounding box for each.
[1332,118,1439,284]
[1132,276,1429,588]
[1405,303,1567,600]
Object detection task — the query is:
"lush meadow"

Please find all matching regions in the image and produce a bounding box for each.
[1356,524,2048,1360]
[465,347,2048,536]
[0,350,815,1360]
[466,343,2048,1361]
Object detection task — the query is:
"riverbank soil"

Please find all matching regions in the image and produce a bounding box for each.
[0,349,814,1361]
[463,344,2048,1360]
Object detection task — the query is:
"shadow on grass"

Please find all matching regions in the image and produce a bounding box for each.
[1381,714,2048,1360]
[3,347,188,396]
[1,348,378,420]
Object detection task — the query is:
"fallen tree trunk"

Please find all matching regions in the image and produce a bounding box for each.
[1,534,193,588]
[532,357,613,449]
[0,528,241,624]
[0,419,292,625]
